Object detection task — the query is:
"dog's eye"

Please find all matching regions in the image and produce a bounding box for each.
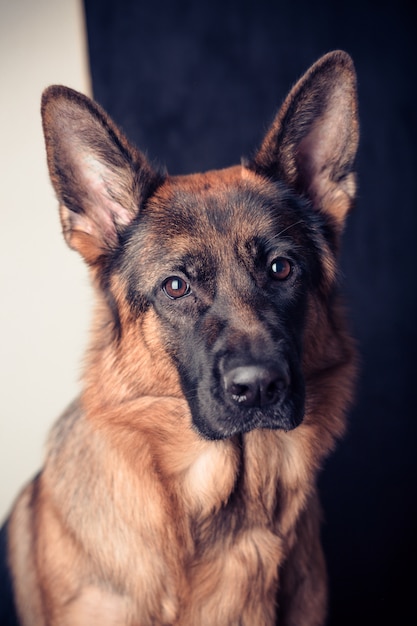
[162,276,191,299]
[270,257,292,281]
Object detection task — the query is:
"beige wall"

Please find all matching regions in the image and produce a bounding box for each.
[0,0,92,522]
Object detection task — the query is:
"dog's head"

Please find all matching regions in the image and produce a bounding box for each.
[41,51,358,440]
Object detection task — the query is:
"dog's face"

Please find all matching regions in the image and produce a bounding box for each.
[122,171,321,438]
[41,51,358,440]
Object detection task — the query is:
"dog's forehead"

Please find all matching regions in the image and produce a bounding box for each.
[146,165,289,240]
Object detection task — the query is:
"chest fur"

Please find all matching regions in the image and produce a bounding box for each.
[169,430,310,624]
[44,407,312,625]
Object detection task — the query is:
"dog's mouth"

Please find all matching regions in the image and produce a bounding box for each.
[198,398,305,440]
[183,360,305,441]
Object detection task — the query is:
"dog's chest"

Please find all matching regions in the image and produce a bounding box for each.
[172,432,304,624]
[181,429,306,532]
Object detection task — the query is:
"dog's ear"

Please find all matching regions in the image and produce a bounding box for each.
[41,86,162,264]
[250,50,359,230]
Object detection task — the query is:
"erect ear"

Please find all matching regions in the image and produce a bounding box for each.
[250,50,359,230]
[41,86,162,264]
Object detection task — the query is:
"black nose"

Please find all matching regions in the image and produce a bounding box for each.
[223,365,289,408]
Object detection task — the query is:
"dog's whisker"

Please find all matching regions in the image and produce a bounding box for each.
[271,220,305,240]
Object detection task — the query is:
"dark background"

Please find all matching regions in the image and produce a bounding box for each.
[83,0,416,623]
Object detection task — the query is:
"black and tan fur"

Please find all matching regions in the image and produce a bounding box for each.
[1,50,359,625]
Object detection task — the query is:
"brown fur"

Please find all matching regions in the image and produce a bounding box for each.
[5,50,358,625]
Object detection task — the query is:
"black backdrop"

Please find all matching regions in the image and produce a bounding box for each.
[83,0,416,623]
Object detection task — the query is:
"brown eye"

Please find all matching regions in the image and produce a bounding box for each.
[162,276,191,299]
[270,257,292,280]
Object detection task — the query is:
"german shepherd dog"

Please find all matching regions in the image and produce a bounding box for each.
[1,50,358,625]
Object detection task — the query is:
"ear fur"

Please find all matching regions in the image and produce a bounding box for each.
[250,50,359,229]
[41,86,162,264]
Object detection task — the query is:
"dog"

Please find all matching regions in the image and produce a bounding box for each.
[0,50,358,625]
